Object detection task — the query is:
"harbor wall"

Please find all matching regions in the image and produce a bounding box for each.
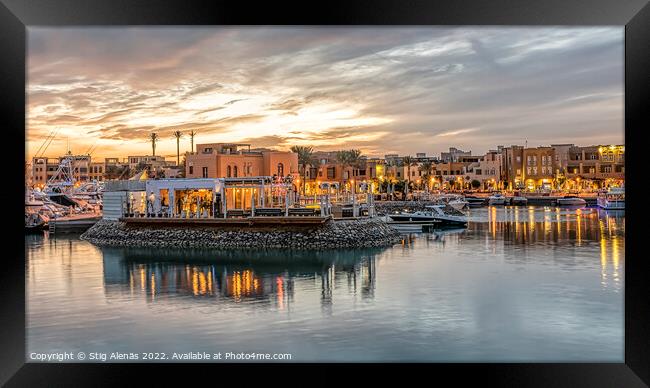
[80,218,403,249]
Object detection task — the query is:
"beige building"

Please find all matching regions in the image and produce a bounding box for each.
[565,145,624,189]
[463,151,502,189]
[185,143,298,180]
[521,146,556,190]
[31,157,60,186]
[89,162,104,181]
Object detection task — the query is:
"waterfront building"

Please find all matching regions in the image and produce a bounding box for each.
[102,174,375,220]
[565,144,624,189]
[431,161,467,189]
[499,145,525,190]
[185,143,298,181]
[301,151,378,194]
[521,146,556,191]
[462,151,502,190]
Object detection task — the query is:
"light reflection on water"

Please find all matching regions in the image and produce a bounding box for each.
[26,206,624,362]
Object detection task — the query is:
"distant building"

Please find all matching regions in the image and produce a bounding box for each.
[127,155,170,171]
[440,147,471,162]
[104,157,129,180]
[31,153,92,186]
[31,157,61,186]
[89,162,104,181]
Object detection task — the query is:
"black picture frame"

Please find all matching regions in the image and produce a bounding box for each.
[1,0,648,386]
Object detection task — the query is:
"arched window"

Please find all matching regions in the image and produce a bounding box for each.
[277,163,284,176]
[227,165,231,177]
[233,165,238,177]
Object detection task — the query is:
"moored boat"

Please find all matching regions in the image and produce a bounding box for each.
[556,196,587,207]
[597,187,624,210]
[487,193,506,205]
[510,196,528,206]
[436,194,469,210]
[389,205,468,227]
[465,196,486,207]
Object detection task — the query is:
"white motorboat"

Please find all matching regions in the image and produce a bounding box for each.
[389,205,468,227]
[437,194,469,210]
[424,205,468,226]
[487,193,506,205]
[448,198,469,210]
[556,196,587,207]
[597,187,624,210]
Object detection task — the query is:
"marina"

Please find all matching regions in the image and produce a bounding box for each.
[20,25,628,369]
[26,206,624,362]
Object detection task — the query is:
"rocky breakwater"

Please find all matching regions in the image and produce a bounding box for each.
[80,218,403,249]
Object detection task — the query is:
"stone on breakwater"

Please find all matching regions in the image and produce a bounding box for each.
[80,218,403,249]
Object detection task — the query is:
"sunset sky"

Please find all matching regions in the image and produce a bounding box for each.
[27,27,624,161]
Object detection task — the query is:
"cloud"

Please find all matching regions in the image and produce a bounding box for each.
[436,128,480,137]
[26,27,623,160]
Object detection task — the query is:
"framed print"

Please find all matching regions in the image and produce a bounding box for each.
[1,0,648,386]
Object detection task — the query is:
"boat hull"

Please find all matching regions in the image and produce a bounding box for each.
[388,214,467,227]
[597,202,625,210]
[557,198,587,206]
[389,214,439,222]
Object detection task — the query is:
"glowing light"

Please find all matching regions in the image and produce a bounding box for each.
[276,276,284,310]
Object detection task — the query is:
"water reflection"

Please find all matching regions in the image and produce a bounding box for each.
[26,206,624,361]
[405,206,625,292]
[101,246,381,308]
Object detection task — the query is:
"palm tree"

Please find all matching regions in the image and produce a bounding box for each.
[150,133,158,156]
[335,150,351,185]
[290,145,315,195]
[189,130,197,153]
[336,149,363,191]
[173,130,183,166]
[402,155,417,185]
[419,161,433,191]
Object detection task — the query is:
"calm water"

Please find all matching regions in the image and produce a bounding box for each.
[26,206,624,362]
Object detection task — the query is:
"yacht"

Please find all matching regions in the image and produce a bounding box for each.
[437,194,469,210]
[556,196,587,207]
[487,193,506,205]
[389,205,468,227]
[597,187,625,210]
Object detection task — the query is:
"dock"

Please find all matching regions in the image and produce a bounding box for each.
[522,196,597,206]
